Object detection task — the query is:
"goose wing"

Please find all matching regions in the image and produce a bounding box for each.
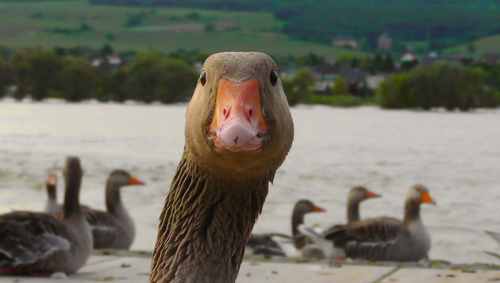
[0,211,72,273]
[324,216,403,245]
[246,234,286,257]
[84,208,120,249]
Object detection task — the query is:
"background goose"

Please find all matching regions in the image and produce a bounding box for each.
[0,157,92,275]
[150,52,294,283]
[46,170,145,250]
[296,187,380,260]
[246,199,325,257]
[325,184,435,262]
[45,173,59,215]
[84,170,144,250]
[291,199,326,249]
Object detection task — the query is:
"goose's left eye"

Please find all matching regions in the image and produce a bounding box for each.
[200,72,207,86]
[270,70,278,86]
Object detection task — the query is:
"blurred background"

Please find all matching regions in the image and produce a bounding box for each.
[1,0,500,267]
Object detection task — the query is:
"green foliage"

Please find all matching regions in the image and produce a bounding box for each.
[377,62,500,111]
[12,49,62,101]
[3,47,197,104]
[0,57,13,97]
[204,22,215,32]
[91,0,500,50]
[125,52,197,103]
[307,94,373,107]
[124,11,149,28]
[282,68,315,106]
[47,22,93,35]
[0,0,361,58]
[332,76,348,95]
[59,57,97,102]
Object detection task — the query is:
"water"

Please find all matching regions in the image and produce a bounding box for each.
[1,100,500,264]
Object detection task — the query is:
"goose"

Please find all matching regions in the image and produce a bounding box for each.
[297,186,380,260]
[45,170,144,250]
[0,157,92,275]
[246,199,325,257]
[325,184,435,262]
[150,52,294,283]
[45,172,59,215]
[83,170,144,250]
[291,199,326,249]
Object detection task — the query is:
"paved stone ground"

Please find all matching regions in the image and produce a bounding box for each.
[1,253,500,283]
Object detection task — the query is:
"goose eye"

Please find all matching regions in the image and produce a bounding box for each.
[200,72,207,86]
[270,70,278,86]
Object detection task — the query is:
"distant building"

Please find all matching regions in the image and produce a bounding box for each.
[401,52,418,63]
[314,81,332,95]
[338,67,367,96]
[91,53,123,68]
[377,33,392,51]
[420,51,439,65]
[332,37,359,49]
[366,75,386,90]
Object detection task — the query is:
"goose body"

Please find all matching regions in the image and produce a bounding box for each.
[0,157,92,275]
[325,184,435,262]
[151,52,294,283]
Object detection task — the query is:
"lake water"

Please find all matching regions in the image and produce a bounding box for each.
[1,100,500,264]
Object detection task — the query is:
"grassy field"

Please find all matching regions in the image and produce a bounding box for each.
[446,34,500,56]
[0,0,359,58]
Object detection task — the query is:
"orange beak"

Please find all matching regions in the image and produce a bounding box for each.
[128,176,145,186]
[209,79,268,152]
[365,191,381,199]
[420,191,436,205]
[46,174,57,186]
[311,205,326,213]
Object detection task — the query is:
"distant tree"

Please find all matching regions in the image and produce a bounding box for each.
[204,22,215,32]
[467,43,476,55]
[282,68,315,106]
[332,76,349,95]
[377,62,498,111]
[297,53,325,67]
[382,54,395,72]
[11,49,62,101]
[59,57,97,102]
[0,57,14,97]
[126,52,197,103]
[108,67,130,102]
[100,44,114,57]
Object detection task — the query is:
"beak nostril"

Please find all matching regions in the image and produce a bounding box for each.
[223,107,231,120]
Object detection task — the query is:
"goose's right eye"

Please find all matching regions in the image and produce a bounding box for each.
[200,72,207,86]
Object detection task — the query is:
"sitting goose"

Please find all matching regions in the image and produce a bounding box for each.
[150,52,294,283]
[246,199,325,257]
[0,157,92,275]
[45,170,145,250]
[298,187,380,260]
[84,170,144,250]
[45,172,59,215]
[291,199,326,249]
[325,184,435,262]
